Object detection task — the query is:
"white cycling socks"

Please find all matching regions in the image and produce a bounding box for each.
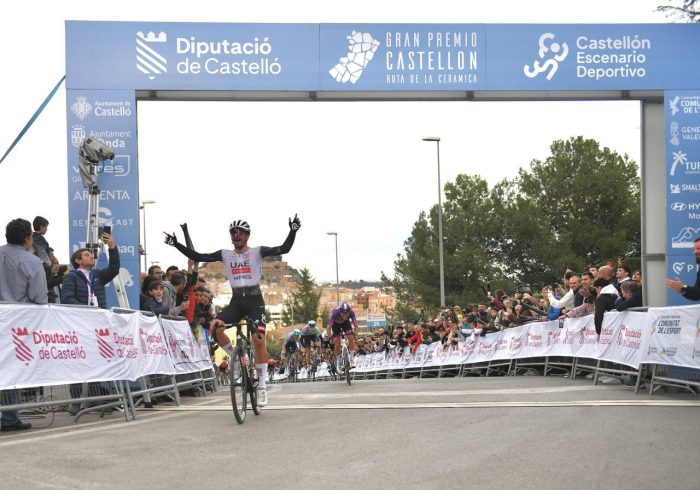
[256,363,268,389]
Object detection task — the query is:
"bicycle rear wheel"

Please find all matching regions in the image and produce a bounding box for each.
[343,348,351,386]
[328,355,337,380]
[230,352,247,424]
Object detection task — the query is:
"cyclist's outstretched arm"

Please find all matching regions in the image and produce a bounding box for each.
[165,232,223,263]
[260,214,301,257]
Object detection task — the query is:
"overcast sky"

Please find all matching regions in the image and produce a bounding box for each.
[0,0,667,282]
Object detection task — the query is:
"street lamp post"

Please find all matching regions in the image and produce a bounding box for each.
[140,200,156,271]
[326,232,340,306]
[422,136,445,307]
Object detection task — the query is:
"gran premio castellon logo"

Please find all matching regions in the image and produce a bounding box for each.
[329,31,380,84]
[523,33,569,81]
[136,31,168,80]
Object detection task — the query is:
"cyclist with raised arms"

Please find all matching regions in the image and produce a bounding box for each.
[327,302,358,367]
[300,320,322,368]
[165,214,301,407]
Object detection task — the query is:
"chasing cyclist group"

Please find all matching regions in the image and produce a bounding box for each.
[281,302,358,378]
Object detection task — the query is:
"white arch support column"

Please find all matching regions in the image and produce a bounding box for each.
[641,99,666,306]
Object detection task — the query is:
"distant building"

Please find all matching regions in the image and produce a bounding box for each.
[199,260,397,328]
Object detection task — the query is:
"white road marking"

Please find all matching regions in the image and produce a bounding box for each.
[270,385,610,399]
[145,399,700,411]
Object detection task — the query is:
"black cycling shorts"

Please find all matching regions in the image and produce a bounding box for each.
[300,335,319,348]
[331,320,354,339]
[284,341,299,354]
[216,295,266,329]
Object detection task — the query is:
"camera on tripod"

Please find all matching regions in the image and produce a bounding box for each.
[78,137,115,189]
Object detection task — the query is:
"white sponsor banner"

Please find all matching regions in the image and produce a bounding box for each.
[0,304,130,389]
[644,305,700,368]
[160,317,211,374]
[598,311,645,368]
[356,312,688,372]
[129,312,175,378]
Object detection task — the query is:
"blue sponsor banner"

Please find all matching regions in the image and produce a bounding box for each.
[666,90,700,306]
[320,25,484,90]
[66,21,319,90]
[65,89,140,308]
[66,22,700,91]
[481,24,698,91]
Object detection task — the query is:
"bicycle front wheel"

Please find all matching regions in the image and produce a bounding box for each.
[343,349,351,386]
[289,354,297,383]
[230,352,247,424]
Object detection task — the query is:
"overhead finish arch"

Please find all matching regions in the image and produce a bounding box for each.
[65,21,700,307]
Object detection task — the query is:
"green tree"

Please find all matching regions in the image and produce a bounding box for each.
[282,267,321,326]
[496,136,640,286]
[382,174,516,312]
[386,136,641,309]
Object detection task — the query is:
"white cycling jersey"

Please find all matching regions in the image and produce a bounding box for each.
[222,247,263,288]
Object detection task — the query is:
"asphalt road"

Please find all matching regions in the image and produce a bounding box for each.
[2,375,699,489]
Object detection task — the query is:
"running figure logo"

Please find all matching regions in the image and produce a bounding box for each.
[329,31,380,84]
[523,33,569,81]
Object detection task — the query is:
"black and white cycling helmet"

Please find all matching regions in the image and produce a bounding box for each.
[228,220,251,234]
[339,302,350,313]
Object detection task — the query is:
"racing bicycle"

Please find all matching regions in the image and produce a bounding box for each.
[307,349,319,382]
[336,336,352,386]
[286,350,299,383]
[228,323,261,424]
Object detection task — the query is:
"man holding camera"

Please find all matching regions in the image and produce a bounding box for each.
[61,230,120,308]
[546,274,581,313]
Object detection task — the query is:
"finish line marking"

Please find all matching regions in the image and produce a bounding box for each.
[144,399,700,411]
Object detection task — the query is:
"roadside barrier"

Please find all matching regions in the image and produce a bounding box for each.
[0,303,215,422]
[275,306,700,395]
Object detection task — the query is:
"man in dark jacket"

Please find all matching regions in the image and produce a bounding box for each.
[593,268,619,336]
[665,237,700,301]
[60,231,120,414]
[615,281,643,311]
[61,232,120,308]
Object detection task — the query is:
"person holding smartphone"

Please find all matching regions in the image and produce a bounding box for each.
[61,226,120,308]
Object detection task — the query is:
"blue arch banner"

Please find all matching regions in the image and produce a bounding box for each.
[66,22,700,91]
